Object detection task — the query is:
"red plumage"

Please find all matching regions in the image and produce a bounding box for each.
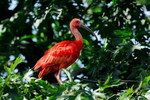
[34,40,83,78]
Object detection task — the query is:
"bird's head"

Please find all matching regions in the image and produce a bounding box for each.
[70,18,81,28]
[70,18,98,41]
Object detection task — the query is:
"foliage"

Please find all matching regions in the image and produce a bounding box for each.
[0,0,150,99]
[0,57,150,99]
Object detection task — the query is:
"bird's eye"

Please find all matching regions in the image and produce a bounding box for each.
[76,21,79,23]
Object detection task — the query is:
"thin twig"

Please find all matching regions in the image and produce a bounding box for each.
[75,77,138,83]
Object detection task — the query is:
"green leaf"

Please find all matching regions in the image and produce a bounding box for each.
[32,95,42,100]
[0,77,3,100]
[112,0,117,5]
[10,57,23,73]
[21,35,34,40]
[114,30,131,38]
[120,86,134,100]
[4,65,11,75]
[83,39,89,45]
[104,74,112,85]
[0,90,3,100]
[142,75,150,88]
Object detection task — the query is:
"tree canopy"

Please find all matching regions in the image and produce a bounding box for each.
[0,0,150,99]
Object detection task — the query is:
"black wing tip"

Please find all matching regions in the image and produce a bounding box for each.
[34,67,43,72]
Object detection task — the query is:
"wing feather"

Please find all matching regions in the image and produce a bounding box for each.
[34,41,82,72]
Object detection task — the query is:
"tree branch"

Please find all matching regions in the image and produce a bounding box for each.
[75,77,139,83]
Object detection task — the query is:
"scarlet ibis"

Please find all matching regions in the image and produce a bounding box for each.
[34,18,97,85]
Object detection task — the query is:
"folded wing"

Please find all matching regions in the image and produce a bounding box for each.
[33,41,82,78]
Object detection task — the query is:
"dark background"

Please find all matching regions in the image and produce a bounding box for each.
[0,0,150,99]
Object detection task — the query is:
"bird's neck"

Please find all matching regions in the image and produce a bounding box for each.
[70,27,83,43]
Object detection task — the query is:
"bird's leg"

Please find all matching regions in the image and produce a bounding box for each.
[54,70,63,85]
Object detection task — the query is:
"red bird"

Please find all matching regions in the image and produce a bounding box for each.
[34,18,97,85]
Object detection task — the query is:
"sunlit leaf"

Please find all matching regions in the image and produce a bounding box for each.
[120,86,134,100]
[23,69,34,82]
[75,93,81,100]
[63,69,72,82]
[142,75,150,88]
[144,90,150,100]
[93,89,106,99]
[104,74,112,85]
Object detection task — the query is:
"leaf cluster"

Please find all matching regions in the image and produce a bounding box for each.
[0,57,150,99]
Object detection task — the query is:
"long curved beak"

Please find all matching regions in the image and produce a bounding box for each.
[80,24,98,41]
